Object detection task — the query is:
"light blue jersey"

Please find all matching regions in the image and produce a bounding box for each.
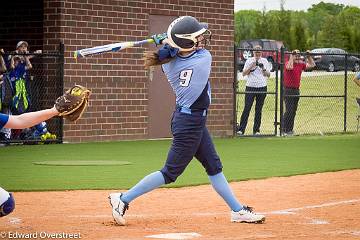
[162,49,212,109]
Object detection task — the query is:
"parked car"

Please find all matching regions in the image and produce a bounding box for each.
[310,48,360,72]
[236,39,285,71]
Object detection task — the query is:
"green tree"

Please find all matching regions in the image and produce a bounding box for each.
[308,1,344,15]
[234,10,261,45]
[234,3,360,52]
[338,6,360,25]
[336,7,360,51]
[317,15,342,48]
[253,9,270,39]
[266,11,282,40]
[278,10,292,48]
[291,20,307,50]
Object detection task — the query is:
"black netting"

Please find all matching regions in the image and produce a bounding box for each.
[235,47,360,136]
[235,48,280,136]
[0,44,63,144]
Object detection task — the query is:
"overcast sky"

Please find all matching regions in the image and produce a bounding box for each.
[234,0,360,11]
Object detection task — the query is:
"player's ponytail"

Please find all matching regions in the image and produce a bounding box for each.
[143,51,174,69]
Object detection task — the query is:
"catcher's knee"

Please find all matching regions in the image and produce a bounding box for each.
[0,193,15,217]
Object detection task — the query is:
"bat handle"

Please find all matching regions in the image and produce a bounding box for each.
[73,51,79,59]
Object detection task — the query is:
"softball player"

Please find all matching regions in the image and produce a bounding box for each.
[109,16,265,225]
[0,106,59,217]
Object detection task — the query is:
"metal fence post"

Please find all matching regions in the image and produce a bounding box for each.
[274,50,279,136]
[233,45,239,136]
[344,54,348,132]
[279,47,285,136]
[59,42,65,143]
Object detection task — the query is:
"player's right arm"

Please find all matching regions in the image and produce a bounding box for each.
[353,72,360,87]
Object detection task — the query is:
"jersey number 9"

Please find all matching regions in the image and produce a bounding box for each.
[179,69,193,87]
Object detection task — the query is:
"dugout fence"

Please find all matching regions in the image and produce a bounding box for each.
[234,47,360,136]
[0,43,64,144]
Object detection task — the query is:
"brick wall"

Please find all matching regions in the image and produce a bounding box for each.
[0,0,43,51]
[43,0,235,142]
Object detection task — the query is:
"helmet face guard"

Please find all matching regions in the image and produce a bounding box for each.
[167,16,212,51]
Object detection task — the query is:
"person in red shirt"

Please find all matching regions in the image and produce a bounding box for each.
[283,49,315,135]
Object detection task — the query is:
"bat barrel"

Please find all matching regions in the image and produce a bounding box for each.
[73,38,155,59]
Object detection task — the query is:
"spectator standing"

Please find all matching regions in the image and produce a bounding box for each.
[282,49,315,135]
[0,48,11,141]
[0,48,7,104]
[8,41,34,115]
[353,72,360,87]
[0,49,5,74]
[354,72,360,106]
[0,49,7,99]
[237,45,271,135]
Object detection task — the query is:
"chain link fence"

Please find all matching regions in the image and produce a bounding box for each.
[235,47,360,136]
[0,43,64,144]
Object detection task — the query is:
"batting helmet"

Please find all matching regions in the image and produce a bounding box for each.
[0,193,15,217]
[167,16,211,51]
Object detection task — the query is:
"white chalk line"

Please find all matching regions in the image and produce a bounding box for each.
[325,230,360,236]
[8,217,22,224]
[5,199,358,240]
[145,232,202,240]
[261,199,360,215]
[7,198,357,222]
[307,218,329,225]
[65,198,360,219]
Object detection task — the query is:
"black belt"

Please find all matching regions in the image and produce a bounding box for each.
[176,106,207,116]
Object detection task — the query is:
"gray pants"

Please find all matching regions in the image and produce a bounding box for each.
[283,88,300,133]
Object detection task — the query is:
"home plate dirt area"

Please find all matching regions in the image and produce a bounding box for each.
[1,170,359,240]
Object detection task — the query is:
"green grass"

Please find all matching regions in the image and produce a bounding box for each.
[1,134,359,191]
[236,72,360,135]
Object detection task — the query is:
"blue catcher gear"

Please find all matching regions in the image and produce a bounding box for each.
[34,121,48,138]
[0,193,15,217]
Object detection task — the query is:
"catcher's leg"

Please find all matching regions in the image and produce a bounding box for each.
[0,187,15,217]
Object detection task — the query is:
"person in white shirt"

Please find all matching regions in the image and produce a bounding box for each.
[237,45,271,135]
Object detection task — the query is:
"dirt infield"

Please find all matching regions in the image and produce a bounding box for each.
[1,170,359,240]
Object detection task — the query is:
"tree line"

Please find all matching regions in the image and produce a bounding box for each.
[235,1,360,53]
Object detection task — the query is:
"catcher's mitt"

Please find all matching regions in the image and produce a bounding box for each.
[55,85,91,122]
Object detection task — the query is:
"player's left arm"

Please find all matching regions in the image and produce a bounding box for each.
[143,40,178,69]
[262,58,271,77]
[4,107,59,129]
[24,52,33,70]
[0,49,6,73]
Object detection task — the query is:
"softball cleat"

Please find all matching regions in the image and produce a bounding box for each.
[108,193,129,225]
[231,206,265,223]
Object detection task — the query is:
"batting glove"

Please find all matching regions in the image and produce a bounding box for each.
[152,33,167,46]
